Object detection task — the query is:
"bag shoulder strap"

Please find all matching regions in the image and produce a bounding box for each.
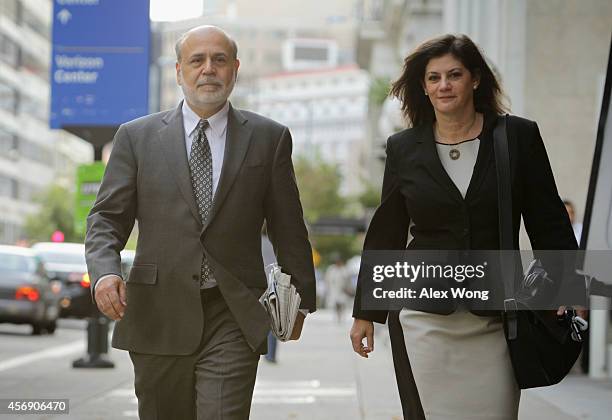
[493,115,513,251]
[493,114,519,339]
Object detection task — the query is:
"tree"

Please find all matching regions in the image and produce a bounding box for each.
[293,155,361,265]
[357,182,381,210]
[23,184,84,243]
[294,155,347,223]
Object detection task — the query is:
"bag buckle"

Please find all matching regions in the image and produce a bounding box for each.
[503,299,518,340]
[504,298,518,312]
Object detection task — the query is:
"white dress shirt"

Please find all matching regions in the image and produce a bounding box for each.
[182,100,229,197]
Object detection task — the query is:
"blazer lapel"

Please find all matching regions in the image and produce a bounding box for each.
[465,113,495,201]
[416,123,464,203]
[157,102,202,226]
[203,104,253,232]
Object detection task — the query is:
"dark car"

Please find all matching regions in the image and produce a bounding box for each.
[0,245,61,335]
[31,242,93,318]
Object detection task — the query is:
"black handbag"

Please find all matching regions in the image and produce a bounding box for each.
[493,115,582,389]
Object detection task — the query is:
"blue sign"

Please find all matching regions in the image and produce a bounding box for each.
[50,0,150,128]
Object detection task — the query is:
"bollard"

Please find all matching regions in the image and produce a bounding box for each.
[72,308,114,369]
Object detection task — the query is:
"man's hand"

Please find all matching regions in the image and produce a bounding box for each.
[289,311,306,341]
[350,318,374,358]
[94,275,127,321]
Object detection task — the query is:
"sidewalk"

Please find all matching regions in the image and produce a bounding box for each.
[3,310,609,419]
[251,310,402,420]
[251,310,612,420]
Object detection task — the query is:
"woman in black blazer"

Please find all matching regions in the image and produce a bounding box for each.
[349,34,578,419]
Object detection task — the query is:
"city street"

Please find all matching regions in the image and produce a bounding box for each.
[1,310,611,419]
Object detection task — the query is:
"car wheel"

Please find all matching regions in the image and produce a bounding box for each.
[32,324,43,335]
[45,321,57,334]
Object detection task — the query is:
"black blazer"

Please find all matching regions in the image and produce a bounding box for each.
[352,113,578,324]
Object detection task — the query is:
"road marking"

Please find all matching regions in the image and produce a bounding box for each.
[254,388,355,397]
[0,340,84,372]
[252,380,356,405]
[108,379,356,413]
[255,379,321,388]
[253,396,316,404]
[109,389,136,397]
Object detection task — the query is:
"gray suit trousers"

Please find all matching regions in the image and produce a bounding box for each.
[129,289,260,420]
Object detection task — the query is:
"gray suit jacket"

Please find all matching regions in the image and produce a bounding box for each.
[85,102,316,355]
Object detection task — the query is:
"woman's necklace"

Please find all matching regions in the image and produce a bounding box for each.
[435,114,478,160]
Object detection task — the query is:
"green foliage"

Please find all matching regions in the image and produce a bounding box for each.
[357,183,381,209]
[23,184,84,244]
[294,155,346,223]
[293,155,364,264]
[369,77,392,107]
[313,235,362,267]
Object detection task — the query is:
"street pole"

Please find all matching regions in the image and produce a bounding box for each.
[69,127,117,369]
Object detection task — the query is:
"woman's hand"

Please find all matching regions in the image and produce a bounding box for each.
[350,318,374,358]
[557,306,587,320]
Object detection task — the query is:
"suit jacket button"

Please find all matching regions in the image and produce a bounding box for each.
[192,275,199,281]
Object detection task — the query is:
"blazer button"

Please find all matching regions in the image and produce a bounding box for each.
[192,274,199,282]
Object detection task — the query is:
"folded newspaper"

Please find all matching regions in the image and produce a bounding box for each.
[259,264,301,341]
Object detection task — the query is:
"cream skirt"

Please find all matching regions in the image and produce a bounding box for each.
[399,309,520,420]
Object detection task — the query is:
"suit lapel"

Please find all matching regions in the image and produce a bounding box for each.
[465,113,495,201]
[157,102,202,226]
[203,104,253,232]
[416,113,496,203]
[416,123,464,203]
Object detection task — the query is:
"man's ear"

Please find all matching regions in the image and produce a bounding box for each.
[176,62,182,86]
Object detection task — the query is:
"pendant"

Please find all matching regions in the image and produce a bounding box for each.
[449,149,460,160]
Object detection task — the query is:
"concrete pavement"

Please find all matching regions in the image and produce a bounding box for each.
[1,311,610,419]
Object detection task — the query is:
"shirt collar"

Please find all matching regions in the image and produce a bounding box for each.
[182,100,230,138]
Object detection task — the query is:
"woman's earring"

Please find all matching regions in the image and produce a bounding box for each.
[424,91,428,96]
[473,85,478,90]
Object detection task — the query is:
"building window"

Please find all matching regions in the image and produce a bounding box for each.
[0,220,23,245]
[0,0,19,22]
[0,84,18,114]
[0,34,20,68]
[19,93,47,122]
[20,138,51,165]
[10,178,18,199]
[21,50,48,82]
[22,7,50,39]
[0,129,18,158]
[0,175,11,198]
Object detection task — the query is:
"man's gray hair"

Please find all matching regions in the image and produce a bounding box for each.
[174,26,238,62]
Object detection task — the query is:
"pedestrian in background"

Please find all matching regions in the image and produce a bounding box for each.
[350,33,578,419]
[324,254,353,323]
[85,25,315,419]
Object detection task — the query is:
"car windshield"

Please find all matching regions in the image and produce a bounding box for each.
[37,251,86,265]
[0,253,36,273]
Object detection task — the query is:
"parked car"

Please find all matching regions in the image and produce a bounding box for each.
[0,245,61,335]
[31,242,93,318]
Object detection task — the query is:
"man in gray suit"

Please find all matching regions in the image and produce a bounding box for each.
[85,25,316,419]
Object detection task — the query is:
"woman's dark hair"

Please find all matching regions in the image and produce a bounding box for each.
[390,34,509,127]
